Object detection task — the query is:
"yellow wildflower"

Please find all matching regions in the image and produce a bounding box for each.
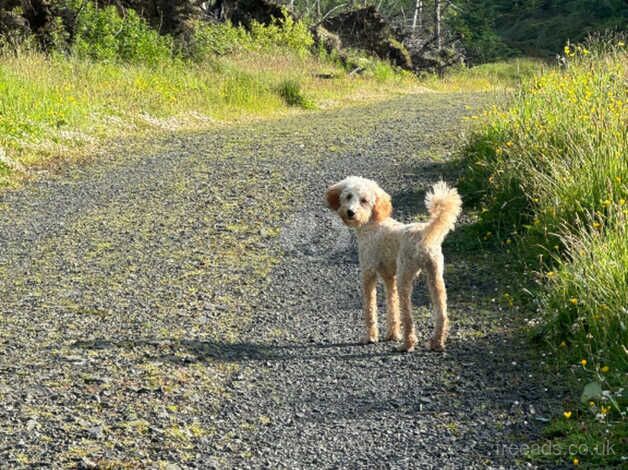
[580,359,587,367]
[563,411,572,419]
[573,458,579,465]
[601,406,610,415]
[601,365,609,373]
[570,298,578,305]
[592,222,601,229]
[559,341,567,348]
[547,271,556,278]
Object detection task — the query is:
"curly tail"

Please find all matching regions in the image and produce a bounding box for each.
[422,181,463,246]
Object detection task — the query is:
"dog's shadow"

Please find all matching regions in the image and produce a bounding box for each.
[70,338,398,364]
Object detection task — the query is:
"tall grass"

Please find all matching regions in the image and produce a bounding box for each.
[458,39,627,464]
[420,58,543,91]
[0,5,417,186]
[459,39,627,366]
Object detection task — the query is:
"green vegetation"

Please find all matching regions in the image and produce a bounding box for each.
[71,1,174,64]
[276,79,314,109]
[0,1,551,190]
[419,58,543,91]
[0,2,418,188]
[449,0,628,61]
[457,37,627,465]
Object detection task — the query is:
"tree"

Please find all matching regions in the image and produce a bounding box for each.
[434,0,441,49]
[411,0,422,34]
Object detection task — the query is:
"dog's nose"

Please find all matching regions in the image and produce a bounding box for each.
[347,209,355,219]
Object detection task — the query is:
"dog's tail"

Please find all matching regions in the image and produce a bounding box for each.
[422,181,462,246]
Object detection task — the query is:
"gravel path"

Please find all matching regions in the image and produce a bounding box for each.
[0,93,559,468]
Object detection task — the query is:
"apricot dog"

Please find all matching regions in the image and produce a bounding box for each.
[326,177,462,351]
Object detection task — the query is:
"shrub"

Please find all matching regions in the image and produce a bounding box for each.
[185,20,251,61]
[249,11,314,57]
[71,1,173,65]
[276,79,314,109]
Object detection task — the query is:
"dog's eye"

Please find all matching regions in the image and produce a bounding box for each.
[346,194,352,200]
[360,198,368,204]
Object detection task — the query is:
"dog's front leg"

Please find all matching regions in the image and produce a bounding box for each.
[360,271,379,344]
[383,275,401,341]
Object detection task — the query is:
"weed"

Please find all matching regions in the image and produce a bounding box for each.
[276,79,314,109]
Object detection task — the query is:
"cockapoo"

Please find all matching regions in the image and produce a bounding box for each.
[326,177,462,352]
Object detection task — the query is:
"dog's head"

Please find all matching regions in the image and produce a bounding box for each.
[325,176,392,228]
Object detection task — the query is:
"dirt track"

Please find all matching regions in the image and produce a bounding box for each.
[0,93,558,468]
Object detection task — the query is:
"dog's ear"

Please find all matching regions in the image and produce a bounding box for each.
[325,182,343,211]
[371,189,392,222]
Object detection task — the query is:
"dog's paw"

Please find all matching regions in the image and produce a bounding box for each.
[424,337,445,352]
[359,334,378,344]
[397,335,417,352]
[385,330,402,342]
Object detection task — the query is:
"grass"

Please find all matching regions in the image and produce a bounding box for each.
[419,58,544,92]
[0,47,422,189]
[0,11,545,191]
[456,37,627,466]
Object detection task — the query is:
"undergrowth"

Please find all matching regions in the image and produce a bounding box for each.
[0,2,417,187]
[0,1,543,188]
[457,36,627,466]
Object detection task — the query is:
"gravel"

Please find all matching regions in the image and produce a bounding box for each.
[0,93,561,468]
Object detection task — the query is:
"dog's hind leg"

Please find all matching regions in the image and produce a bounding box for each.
[360,271,379,344]
[383,275,401,341]
[425,253,449,351]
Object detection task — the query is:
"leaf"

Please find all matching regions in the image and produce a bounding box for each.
[580,381,603,403]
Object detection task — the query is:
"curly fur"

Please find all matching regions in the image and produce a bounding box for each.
[325,176,462,352]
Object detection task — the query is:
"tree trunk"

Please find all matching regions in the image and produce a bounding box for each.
[434,0,441,50]
[411,0,422,34]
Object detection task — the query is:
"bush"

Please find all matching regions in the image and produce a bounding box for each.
[71,2,173,65]
[185,20,251,61]
[458,38,627,366]
[276,79,314,109]
[249,11,314,57]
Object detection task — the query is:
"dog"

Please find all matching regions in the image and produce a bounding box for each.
[325,177,462,352]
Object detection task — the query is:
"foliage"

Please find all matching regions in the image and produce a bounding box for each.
[71,1,174,64]
[448,0,628,60]
[458,37,627,466]
[276,79,315,109]
[420,58,542,91]
[0,38,415,187]
[185,12,314,62]
[458,37,627,372]
[248,11,314,58]
[185,20,250,60]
